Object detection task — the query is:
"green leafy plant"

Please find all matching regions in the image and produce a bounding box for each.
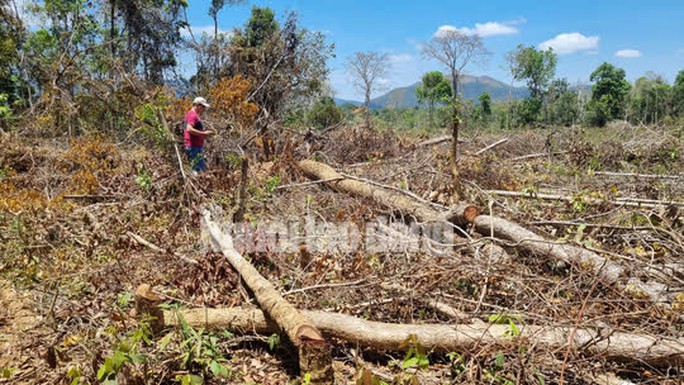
[399,334,429,370]
[97,324,151,384]
[267,333,280,351]
[135,165,152,191]
[488,313,522,338]
[265,175,280,194]
[481,352,514,385]
[116,291,132,309]
[446,352,466,378]
[169,315,232,383]
[66,365,82,385]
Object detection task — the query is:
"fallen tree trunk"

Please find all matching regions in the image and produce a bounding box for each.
[485,189,684,208]
[298,159,478,225]
[472,215,675,305]
[473,215,624,284]
[163,307,684,367]
[201,209,333,384]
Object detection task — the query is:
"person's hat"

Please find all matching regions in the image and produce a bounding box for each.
[193,97,210,108]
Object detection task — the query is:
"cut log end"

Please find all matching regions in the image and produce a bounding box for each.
[134,284,164,333]
[462,205,479,224]
[440,203,480,225]
[295,324,325,344]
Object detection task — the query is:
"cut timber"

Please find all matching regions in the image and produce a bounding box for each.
[485,189,684,208]
[472,215,674,305]
[475,137,509,155]
[593,171,684,181]
[201,209,333,384]
[163,307,684,367]
[473,215,624,283]
[298,159,478,225]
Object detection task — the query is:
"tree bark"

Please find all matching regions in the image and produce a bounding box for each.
[473,215,624,283]
[163,307,684,367]
[298,159,478,225]
[201,210,333,384]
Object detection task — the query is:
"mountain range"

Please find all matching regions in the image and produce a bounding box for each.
[336,74,529,109]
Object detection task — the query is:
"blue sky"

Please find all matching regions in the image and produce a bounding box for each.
[183,0,684,100]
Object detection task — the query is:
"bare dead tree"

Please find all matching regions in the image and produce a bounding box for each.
[422,29,489,202]
[346,51,390,126]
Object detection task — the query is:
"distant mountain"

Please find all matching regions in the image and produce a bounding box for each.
[333,97,363,107]
[337,74,530,109]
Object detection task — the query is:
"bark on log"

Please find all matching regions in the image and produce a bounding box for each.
[473,215,624,284]
[298,159,478,225]
[485,189,684,208]
[163,307,684,367]
[201,210,333,384]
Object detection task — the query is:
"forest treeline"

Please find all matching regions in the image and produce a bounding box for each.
[1,0,683,136]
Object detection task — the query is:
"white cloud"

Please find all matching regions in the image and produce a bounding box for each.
[434,21,519,38]
[181,25,232,39]
[538,32,599,54]
[615,49,642,58]
[677,48,684,56]
[388,53,414,63]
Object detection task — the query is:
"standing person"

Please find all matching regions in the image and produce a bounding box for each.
[184,97,214,173]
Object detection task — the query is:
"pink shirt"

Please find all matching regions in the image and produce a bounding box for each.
[183,109,205,148]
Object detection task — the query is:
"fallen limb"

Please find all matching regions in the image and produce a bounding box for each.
[475,138,509,156]
[593,171,684,181]
[201,209,333,384]
[509,151,567,161]
[298,159,478,225]
[472,215,675,304]
[413,135,468,148]
[473,215,624,283]
[127,231,199,265]
[162,307,684,367]
[484,189,684,208]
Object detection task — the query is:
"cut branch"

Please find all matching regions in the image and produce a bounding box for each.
[162,307,684,367]
[475,137,509,156]
[201,209,333,384]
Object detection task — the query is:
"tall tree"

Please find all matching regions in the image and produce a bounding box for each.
[228,7,333,156]
[587,62,631,126]
[114,0,188,84]
[416,71,452,128]
[477,92,492,119]
[507,44,557,124]
[421,28,489,201]
[546,78,579,126]
[207,0,245,79]
[346,51,390,113]
[0,0,23,103]
[628,73,671,125]
[672,70,684,117]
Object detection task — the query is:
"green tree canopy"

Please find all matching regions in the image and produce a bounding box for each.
[586,62,631,126]
[673,70,684,117]
[507,44,557,123]
[628,73,671,124]
[416,71,452,128]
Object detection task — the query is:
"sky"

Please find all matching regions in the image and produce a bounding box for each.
[183,1,682,100]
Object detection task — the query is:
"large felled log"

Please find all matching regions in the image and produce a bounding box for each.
[472,215,675,305]
[473,215,624,284]
[298,159,478,225]
[163,307,684,367]
[201,210,333,384]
